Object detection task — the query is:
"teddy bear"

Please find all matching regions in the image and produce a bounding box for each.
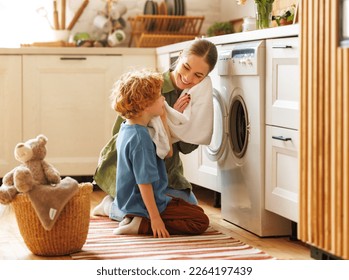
[0,134,61,204]
[0,134,79,230]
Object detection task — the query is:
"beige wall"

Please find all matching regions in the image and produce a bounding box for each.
[273,0,299,14]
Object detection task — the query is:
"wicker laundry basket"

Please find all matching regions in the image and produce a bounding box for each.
[12,182,93,256]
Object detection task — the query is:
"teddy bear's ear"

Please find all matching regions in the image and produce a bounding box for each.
[36,134,48,144]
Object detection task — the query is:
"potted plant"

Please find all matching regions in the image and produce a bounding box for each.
[272,4,296,26]
[207,21,234,37]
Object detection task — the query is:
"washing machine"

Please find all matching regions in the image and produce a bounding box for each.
[215,40,292,237]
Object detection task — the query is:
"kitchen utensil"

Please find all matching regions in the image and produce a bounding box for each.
[53,0,60,29]
[67,0,89,30]
[158,1,168,15]
[110,2,127,20]
[52,30,70,41]
[36,7,54,29]
[61,0,66,29]
[108,29,126,46]
[144,0,158,31]
[117,17,127,28]
[242,16,256,32]
[165,0,175,15]
[174,0,180,15]
[93,14,112,32]
[144,0,157,15]
[182,0,186,15]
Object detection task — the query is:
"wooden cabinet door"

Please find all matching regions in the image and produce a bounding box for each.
[0,56,22,177]
[265,125,299,222]
[22,55,122,176]
[266,37,300,130]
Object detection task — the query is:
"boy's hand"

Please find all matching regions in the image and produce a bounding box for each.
[151,217,170,238]
[138,184,171,238]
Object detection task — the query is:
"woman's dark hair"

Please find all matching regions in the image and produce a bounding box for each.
[179,39,218,73]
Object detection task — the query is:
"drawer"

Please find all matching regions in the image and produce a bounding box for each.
[265,125,299,222]
[266,37,300,130]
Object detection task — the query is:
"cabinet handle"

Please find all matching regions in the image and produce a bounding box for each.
[272,136,292,141]
[60,57,87,60]
[272,45,293,49]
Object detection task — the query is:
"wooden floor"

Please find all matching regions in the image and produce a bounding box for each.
[0,185,313,260]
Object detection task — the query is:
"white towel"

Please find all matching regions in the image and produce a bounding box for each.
[166,76,214,145]
[148,116,170,159]
[149,77,214,158]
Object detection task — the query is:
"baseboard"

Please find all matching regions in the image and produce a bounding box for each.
[310,246,343,260]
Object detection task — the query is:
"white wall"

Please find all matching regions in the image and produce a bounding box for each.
[0,0,224,47]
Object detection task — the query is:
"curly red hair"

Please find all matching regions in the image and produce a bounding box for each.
[110,69,164,119]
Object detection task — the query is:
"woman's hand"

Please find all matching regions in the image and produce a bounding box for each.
[173,93,191,113]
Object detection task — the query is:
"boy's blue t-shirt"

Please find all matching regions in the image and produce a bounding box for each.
[115,122,171,218]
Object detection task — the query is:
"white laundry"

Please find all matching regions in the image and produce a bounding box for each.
[148,116,171,159]
[166,76,214,145]
[150,77,214,158]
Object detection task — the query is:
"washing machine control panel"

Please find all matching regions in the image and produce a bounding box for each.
[218,41,263,76]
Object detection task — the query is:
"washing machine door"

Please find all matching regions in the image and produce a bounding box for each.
[205,88,227,161]
[228,88,249,161]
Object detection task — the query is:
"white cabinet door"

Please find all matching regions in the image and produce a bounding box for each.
[0,56,22,177]
[181,146,220,193]
[265,126,299,222]
[22,55,122,176]
[266,37,300,130]
[156,53,170,73]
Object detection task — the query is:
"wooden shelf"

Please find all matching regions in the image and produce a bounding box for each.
[128,15,205,47]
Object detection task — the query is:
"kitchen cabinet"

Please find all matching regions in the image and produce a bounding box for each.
[265,126,299,222]
[0,51,156,178]
[0,56,22,176]
[265,37,300,129]
[22,55,123,176]
[265,37,300,222]
[181,146,220,193]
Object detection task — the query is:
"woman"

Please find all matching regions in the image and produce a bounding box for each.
[93,38,218,218]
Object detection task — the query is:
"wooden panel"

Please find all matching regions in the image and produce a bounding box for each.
[300,0,349,259]
[342,49,349,257]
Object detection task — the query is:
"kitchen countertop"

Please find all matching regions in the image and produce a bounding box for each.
[0,46,156,55]
[157,24,299,54]
[0,24,299,55]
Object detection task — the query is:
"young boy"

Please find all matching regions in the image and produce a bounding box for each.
[110,69,209,238]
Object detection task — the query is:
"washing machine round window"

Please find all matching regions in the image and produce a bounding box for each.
[229,92,249,159]
[205,88,226,161]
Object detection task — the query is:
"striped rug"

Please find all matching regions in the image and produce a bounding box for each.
[70,217,275,260]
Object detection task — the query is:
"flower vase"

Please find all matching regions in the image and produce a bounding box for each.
[255,2,273,29]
